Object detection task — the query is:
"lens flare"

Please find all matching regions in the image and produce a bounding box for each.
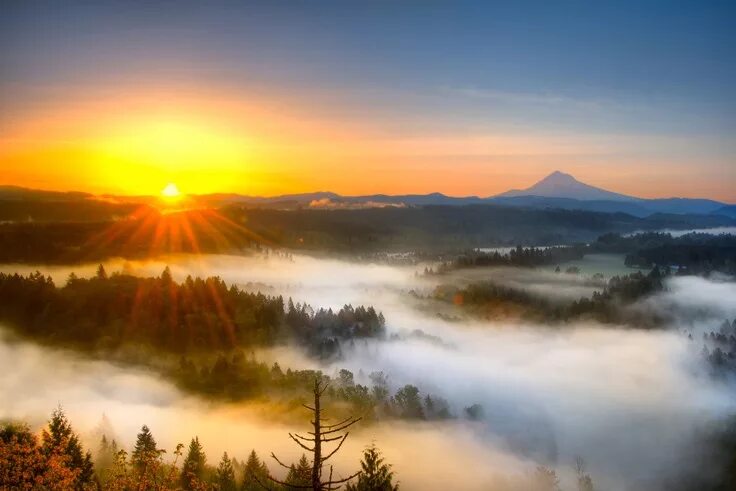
[161,183,181,199]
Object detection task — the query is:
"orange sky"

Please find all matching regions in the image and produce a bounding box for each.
[2,2,735,203]
[1,86,734,201]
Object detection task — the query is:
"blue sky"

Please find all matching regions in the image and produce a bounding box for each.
[1,1,735,199]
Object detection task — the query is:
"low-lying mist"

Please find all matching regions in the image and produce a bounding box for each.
[1,252,735,490]
[0,329,535,490]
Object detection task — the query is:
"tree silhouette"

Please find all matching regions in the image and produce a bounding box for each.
[181,437,206,490]
[131,425,158,472]
[216,452,237,491]
[241,450,273,491]
[41,406,95,489]
[285,454,311,487]
[268,378,361,490]
[345,445,398,491]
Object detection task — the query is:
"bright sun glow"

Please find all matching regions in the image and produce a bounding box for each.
[161,182,181,199]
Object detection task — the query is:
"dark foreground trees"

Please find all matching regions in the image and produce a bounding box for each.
[0,402,400,491]
[0,407,95,490]
[346,445,398,491]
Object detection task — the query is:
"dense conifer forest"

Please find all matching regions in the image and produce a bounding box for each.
[0,267,384,354]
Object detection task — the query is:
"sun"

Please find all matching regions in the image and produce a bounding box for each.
[161,182,181,200]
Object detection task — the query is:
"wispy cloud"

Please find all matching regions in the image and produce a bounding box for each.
[443,86,618,112]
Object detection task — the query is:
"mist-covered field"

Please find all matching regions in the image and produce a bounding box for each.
[2,252,735,490]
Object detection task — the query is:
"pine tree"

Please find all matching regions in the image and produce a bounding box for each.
[181,437,207,490]
[241,450,272,491]
[41,406,95,489]
[96,434,116,479]
[216,452,237,491]
[131,425,158,472]
[346,445,398,491]
[285,454,311,487]
[67,272,79,285]
[42,407,73,454]
[161,266,173,284]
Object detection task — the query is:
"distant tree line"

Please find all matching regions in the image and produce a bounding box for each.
[171,353,457,423]
[0,269,469,422]
[0,267,384,355]
[429,245,587,273]
[1,204,732,262]
[434,269,666,326]
[698,318,736,377]
[594,232,736,274]
[427,232,736,276]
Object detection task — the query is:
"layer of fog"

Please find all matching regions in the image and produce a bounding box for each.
[2,253,736,489]
[475,245,564,255]
[625,226,736,238]
[0,329,537,490]
[425,264,608,301]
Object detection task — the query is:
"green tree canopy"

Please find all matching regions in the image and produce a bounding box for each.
[41,406,95,489]
[131,425,158,472]
[216,452,237,491]
[346,445,398,491]
[181,436,207,490]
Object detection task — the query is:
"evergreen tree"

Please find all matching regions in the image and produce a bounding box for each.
[181,437,207,490]
[96,434,117,478]
[284,454,311,487]
[161,266,173,284]
[392,385,424,419]
[42,406,73,455]
[284,464,298,486]
[241,450,272,491]
[346,445,398,491]
[216,452,237,491]
[41,406,95,489]
[131,425,158,472]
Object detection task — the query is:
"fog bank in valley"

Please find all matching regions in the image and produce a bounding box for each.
[1,253,735,490]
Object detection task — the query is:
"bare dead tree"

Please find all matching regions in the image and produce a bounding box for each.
[267,377,362,490]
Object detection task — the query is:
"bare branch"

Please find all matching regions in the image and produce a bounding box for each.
[321,433,349,462]
[318,382,330,395]
[288,433,315,452]
[321,415,355,429]
[263,473,312,489]
[326,466,335,491]
[312,417,362,435]
[270,452,295,471]
[324,470,361,485]
[291,433,313,442]
[267,376,360,490]
[320,434,345,443]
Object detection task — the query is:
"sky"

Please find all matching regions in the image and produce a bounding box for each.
[1,0,734,201]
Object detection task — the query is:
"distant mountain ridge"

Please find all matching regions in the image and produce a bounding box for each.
[1,171,732,218]
[496,171,637,202]
[0,185,92,202]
